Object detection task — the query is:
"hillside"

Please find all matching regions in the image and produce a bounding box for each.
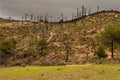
[0,11,120,66]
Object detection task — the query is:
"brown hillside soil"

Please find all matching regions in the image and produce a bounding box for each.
[0,11,120,66]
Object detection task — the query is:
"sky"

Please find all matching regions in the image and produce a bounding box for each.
[0,0,120,21]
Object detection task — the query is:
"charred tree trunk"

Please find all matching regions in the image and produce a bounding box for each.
[82,5,84,16]
[37,16,40,22]
[72,13,74,20]
[60,13,64,22]
[24,13,28,21]
[79,12,81,18]
[88,7,91,15]
[97,6,100,13]
[34,17,36,22]
[77,8,79,18]
[45,14,48,22]
[30,14,33,21]
[111,40,114,58]
[21,17,24,27]
[65,40,71,62]
[84,8,87,16]
[66,41,69,62]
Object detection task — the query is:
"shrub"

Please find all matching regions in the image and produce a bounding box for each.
[37,39,48,55]
[97,22,120,58]
[95,46,108,59]
[0,38,16,57]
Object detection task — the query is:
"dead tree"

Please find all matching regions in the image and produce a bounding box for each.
[37,16,40,22]
[77,8,79,18]
[21,17,24,21]
[50,16,53,29]
[72,13,75,20]
[34,17,36,22]
[30,14,33,21]
[82,5,85,16]
[0,4,2,18]
[50,16,53,23]
[65,40,71,62]
[79,12,81,18]
[8,16,11,20]
[88,7,91,15]
[44,14,49,31]
[45,14,48,23]
[21,17,24,26]
[64,16,67,21]
[24,13,28,21]
[84,8,87,16]
[40,15,43,21]
[60,12,64,22]
[97,6,100,13]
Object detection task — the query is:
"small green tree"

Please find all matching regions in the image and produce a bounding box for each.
[97,22,120,58]
[37,39,48,55]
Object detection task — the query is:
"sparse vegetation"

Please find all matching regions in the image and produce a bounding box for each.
[97,22,120,58]
[0,11,120,66]
[0,1,120,80]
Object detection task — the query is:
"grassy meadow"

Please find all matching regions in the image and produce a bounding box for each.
[0,64,120,80]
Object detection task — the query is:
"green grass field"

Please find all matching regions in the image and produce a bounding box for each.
[0,64,120,80]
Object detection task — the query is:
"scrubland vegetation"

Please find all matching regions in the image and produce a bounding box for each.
[0,11,120,66]
[0,10,120,80]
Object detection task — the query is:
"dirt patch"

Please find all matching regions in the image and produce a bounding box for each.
[66,64,92,67]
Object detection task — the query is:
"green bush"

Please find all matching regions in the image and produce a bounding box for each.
[37,39,48,55]
[0,38,16,65]
[38,39,47,47]
[0,38,16,57]
[95,46,108,59]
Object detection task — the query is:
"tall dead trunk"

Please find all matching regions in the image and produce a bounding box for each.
[66,41,69,62]
[60,13,63,22]
[65,40,71,62]
[72,13,74,20]
[24,13,28,21]
[111,40,114,58]
[30,14,33,21]
[77,8,79,18]
[97,6,100,13]
[88,7,91,15]
[82,5,84,16]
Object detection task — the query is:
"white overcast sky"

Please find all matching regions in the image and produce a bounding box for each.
[0,0,120,20]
